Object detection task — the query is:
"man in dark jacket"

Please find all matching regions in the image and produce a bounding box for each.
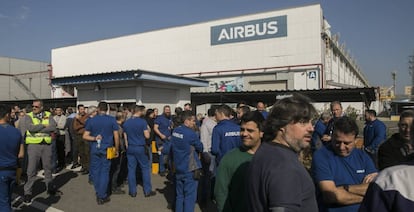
[378,110,414,170]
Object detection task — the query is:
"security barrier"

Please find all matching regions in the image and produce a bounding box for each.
[151,141,159,174]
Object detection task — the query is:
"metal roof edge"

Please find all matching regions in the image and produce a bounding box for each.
[51,69,208,87]
[190,87,378,94]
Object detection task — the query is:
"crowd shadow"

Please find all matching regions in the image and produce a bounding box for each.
[155,172,218,212]
[13,170,78,211]
[156,173,176,210]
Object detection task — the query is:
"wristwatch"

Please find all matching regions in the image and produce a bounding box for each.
[343,184,350,192]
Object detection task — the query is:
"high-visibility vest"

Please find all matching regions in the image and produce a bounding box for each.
[25,111,52,144]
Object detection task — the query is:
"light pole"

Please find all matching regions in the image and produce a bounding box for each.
[410,52,414,100]
[391,71,396,97]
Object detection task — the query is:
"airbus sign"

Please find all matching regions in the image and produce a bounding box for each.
[211,15,287,45]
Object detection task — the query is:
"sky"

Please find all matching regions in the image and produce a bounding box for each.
[1,0,413,94]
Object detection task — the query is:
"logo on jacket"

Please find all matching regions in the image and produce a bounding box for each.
[225,131,240,137]
[172,132,184,139]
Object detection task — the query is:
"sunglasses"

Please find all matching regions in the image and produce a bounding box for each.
[32,105,40,108]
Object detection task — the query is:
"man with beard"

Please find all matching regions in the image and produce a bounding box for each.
[255,101,268,119]
[363,109,386,166]
[153,105,172,176]
[247,94,318,212]
[0,104,24,211]
[312,117,378,212]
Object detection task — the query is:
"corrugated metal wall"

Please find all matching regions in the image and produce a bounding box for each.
[0,56,51,100]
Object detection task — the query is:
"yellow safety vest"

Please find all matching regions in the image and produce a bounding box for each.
[26,111,52,144]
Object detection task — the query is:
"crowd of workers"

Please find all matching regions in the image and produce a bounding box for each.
[1,95,414,212]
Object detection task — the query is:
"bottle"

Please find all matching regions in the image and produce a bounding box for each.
[97,138,101,149]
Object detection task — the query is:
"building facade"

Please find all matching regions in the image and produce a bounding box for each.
[51,70,208,111]
[0,56,51,101]
[51,4,374,112]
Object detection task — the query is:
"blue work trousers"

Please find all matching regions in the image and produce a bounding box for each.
[175,172,198,212]
[90,151,111,199]
[0,170,15,212]
[127,146,152,195]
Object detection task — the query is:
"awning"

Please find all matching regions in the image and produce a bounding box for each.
[51,70,209,87]
[191,87,378,108]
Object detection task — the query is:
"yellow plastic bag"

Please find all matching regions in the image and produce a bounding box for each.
[107,147,117,159]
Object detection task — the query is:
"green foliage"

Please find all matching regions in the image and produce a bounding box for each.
[344,105,360,121]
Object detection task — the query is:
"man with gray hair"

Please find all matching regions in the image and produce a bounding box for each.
[53,107,67,173]
[312,111,332,151]
[83,102,120,205]
[322,101,344,144]
[248,94,318,211]
[87,106,97,118]
[83,105,97,183]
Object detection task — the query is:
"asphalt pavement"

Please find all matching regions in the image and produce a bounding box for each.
[11,165,217,212]
[11,118,396,212]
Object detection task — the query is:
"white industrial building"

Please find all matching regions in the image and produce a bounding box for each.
[0,56,51,101]
[51,4,378,113]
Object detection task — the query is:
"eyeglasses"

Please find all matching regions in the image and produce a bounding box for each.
[32,105,40,108]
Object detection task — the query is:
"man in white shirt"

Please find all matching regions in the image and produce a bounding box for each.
[199,106,217,206]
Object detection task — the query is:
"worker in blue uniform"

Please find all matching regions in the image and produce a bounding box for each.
[211,104,241,164]
[153,105,172,176]
[311,111,332,151]
[83,102,120,205]
[0,105,24,211]
[123,105,156,198]
[162,110,203,212]
[363,109,387,166]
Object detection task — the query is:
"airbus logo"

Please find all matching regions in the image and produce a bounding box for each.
[211,15,287,45]
[217,21,278,41]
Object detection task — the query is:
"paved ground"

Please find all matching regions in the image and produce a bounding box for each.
[12,166,217,212]
[11,118,397,212]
